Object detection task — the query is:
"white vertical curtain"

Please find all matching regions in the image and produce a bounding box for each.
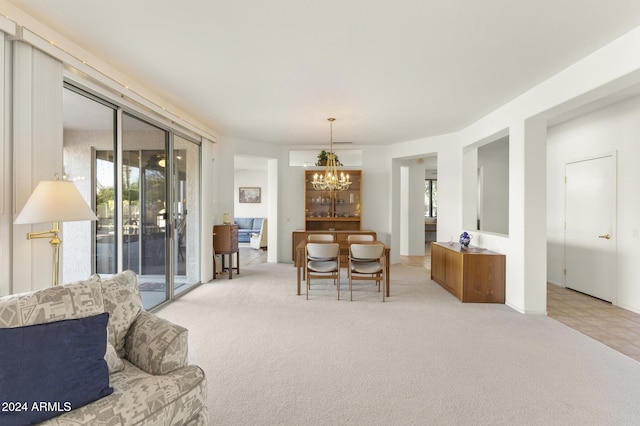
[8,41,63,295]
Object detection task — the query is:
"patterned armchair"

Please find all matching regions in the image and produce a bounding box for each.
[0,271,207,425]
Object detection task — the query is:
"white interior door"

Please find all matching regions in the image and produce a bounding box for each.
[564,155,616,302]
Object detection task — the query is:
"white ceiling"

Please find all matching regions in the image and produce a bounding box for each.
[7,0,640,145]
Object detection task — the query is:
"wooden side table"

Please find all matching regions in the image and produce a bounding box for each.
[213,224,239,279]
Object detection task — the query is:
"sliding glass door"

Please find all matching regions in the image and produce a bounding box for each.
[63,88,116,281]
[63,86,201,310]
[96,150,117,274]
[121,113,169,308]
[173,135,200,295]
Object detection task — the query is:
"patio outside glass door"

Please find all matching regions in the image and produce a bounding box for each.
[122,113,170,308]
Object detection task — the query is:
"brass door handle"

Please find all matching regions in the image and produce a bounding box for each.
[598,234,611,239]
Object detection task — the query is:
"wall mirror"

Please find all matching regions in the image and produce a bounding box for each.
[463,133,509,235]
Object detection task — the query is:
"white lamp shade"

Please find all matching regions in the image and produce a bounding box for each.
[14,180,98,225]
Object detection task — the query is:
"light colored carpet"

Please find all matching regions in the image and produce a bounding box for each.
[157,263,640,425]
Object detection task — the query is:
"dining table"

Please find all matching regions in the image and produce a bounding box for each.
[295,239,391,297]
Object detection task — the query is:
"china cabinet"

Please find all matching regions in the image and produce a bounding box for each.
[304,169,362,231]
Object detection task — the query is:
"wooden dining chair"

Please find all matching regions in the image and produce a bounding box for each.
[307,234,335,242]
[346,234,374,242]
[348,243,386,302]
[305,243,341,300]
[301,234,334,282]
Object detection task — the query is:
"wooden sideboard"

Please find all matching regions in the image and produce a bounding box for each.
[430,242,505,303]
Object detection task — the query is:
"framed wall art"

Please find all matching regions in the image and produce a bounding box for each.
[239,187,261,203]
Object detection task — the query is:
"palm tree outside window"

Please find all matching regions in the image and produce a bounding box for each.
[425,179,437,217]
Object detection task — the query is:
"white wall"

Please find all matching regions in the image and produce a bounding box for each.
[200,139,217,282]
[547,95,640,313]
[234,169,269,219]
[359,145,392,243]
[400,166,409,254]
[399,159,428,256]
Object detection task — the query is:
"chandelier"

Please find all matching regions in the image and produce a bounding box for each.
[312,118,352,191]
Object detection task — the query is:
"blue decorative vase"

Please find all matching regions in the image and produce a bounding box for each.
[459,231,472,248]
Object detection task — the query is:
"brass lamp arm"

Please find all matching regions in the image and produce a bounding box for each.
[26,230,58,240]
[26,221,61,242]
[24,222,62,286]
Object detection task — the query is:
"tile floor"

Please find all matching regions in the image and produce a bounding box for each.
[399,243,432,268]
[239,243,268,267]
[547,284,640,362]
[401,242,640,362]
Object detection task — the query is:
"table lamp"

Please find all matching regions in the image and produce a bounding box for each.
[14,177,98,286]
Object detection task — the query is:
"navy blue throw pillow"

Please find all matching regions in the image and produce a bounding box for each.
[0,312,113,425]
